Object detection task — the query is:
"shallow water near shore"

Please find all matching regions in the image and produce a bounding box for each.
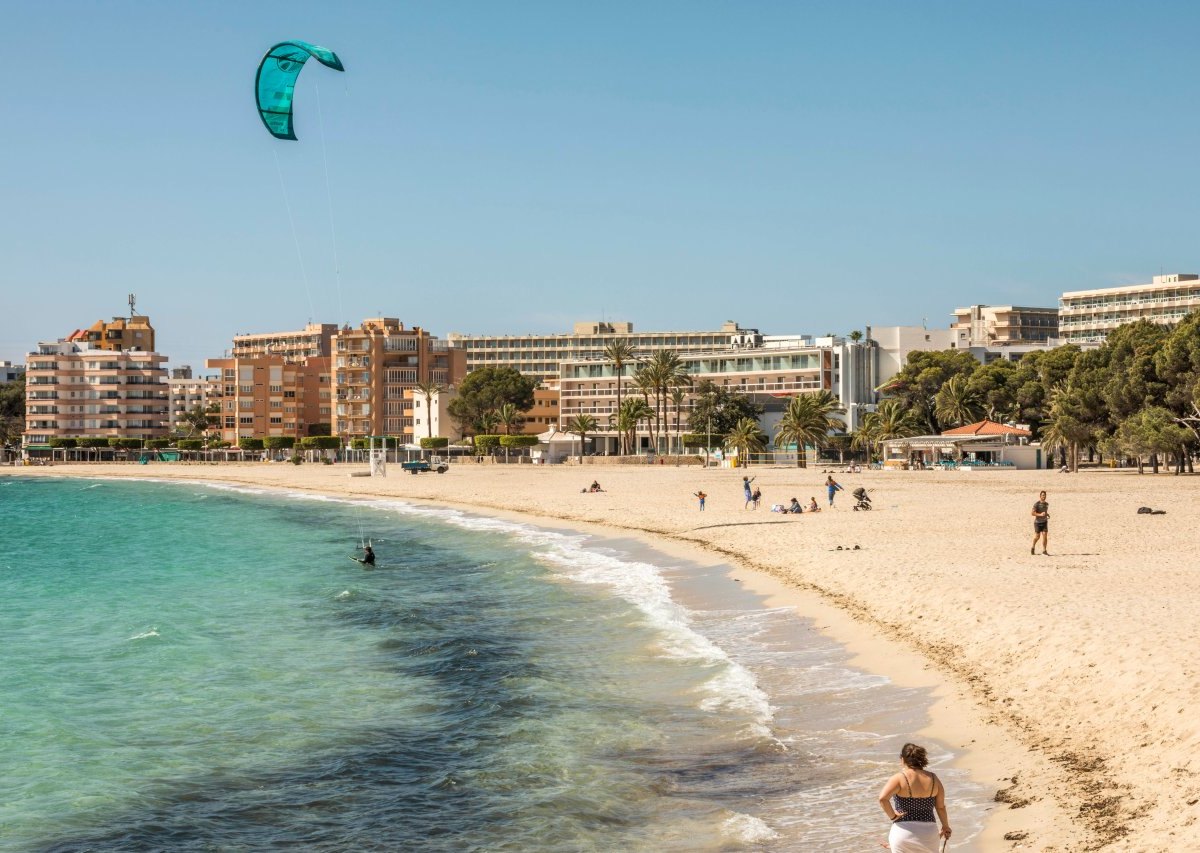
[0,477,987,851]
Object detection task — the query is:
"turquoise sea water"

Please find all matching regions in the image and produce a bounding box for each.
[0,477,987,851]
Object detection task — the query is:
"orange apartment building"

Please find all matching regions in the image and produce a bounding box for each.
[332,318,466,443]
[24,312,169,446]
[204,354,332,443]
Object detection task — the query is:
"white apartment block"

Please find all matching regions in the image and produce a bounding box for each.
[448,320,760,382]
[1,361,25,382]
[24,340,169,445]
[168,368,213,434]
[1059,273,1200,344]
[951,304,1058,345]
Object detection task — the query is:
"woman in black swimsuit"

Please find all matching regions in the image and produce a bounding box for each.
[878,742,951,851]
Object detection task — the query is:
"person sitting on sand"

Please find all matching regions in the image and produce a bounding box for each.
[808,497,821,513]
[878,742,952,852]
[789,497,804,514]
[589,480,604,493]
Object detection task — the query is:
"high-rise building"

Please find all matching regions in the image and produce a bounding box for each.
[950,305,1058,346]
[332,319,466,443]
[1058,273,1200,344]
[447,320,760,383]
[24,339,168,445]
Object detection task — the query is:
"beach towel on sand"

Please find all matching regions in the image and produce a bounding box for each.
[888,820,940,852]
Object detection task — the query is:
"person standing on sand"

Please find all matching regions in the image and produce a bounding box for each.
[1031,490,1049,555]
[742,475,756,509]
[878,742,952,852]
[694,490,707,511]
[751,486,762,510]
[825,475,843,508]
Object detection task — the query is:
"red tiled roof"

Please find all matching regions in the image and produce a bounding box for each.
[941,419,1031,437]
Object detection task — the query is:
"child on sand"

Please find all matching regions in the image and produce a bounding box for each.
[826,475,843,508]
[694,490,707,511]
[809,497,821,513]
[751,487,762,510]
[743,475,756,509]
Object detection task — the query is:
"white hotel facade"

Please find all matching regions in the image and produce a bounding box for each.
[1058,273,1200,344]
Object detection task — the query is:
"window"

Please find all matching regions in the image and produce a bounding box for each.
[270,416,282,425]
[225,416,235,428]
[239,416,253,425]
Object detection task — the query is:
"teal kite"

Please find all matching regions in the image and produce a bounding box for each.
[255,41,344,141]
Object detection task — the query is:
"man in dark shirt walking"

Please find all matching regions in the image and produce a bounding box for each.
[1030,491,1049,555]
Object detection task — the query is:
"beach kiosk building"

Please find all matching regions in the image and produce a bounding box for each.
[881,420,1041,469]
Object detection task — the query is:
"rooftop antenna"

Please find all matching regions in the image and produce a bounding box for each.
[128,293,136,318]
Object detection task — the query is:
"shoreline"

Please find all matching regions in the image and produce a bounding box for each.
[9,463,1131,849]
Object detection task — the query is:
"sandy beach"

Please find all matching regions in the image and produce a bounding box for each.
[12,461,1200,850]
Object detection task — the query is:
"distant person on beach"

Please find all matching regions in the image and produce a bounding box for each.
[589,480,604,492]
[789,497,803,514]
[808,497,820,513]
[743,475,756,509]
[751,487,762,510]
[694,490,707,511]
[825,475,843,508]
[1031,490,1049,555]
[878,742,951,852]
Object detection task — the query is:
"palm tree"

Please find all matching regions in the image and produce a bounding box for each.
[848,330,864,342]
[566,414,598,463]
[496,402,524,436]
[612,396,653,456]
[632,366,657,450]
[670,387,688,455]
[603,340,637,453]
[475,410,500,436]
[646,350,690,455]
[414,380,447,439]
[934,374,984,429]
[856,399,921,463]
[774,391,845,467]
[724,417,766,466]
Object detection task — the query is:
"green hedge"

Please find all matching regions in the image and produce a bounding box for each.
[208,440,231,449]
[49,437,78,448]
[473,434,501,454]
[419,436,449,450]
[301,436,341,450]
[350,438,368,450]
[238,438,264,451]
[499,434,539,448]
[681,433,717,448]
[177,439,204,450]
[108,438,142,449]
[146,438,171,450]
[79,437,110,449]
[264,436,295,450]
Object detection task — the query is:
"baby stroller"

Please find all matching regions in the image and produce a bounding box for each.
[852,487,872,511]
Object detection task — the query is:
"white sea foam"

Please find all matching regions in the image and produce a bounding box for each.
[128,628,159,640]
[720,811,779,844]
[171,482,777,736]
[335,590,351,600]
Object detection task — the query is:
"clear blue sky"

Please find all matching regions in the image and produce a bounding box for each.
[3,1,1199,369]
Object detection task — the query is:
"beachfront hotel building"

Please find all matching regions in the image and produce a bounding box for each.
[1058,273,1200,344]
[555,334,879,453]
[23,338,169,446]
[447,321,761,384]
[332,318,466,444]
